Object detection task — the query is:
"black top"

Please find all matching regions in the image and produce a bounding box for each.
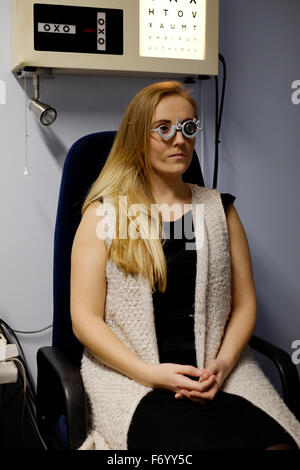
[153,193,236,363]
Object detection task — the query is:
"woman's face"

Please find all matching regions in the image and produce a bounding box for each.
[147,94,196,178]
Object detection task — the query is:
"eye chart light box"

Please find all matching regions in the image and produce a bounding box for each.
[11,0,219,77]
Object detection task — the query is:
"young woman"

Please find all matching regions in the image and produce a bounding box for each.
[70,81,300,450]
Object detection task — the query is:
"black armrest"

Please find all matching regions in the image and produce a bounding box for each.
[249,334,300,420]
[37,346,87,449]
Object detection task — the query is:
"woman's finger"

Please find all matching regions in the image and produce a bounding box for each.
[199,370,210,381]
[181,373,215,392]
[180,390,206,404]
[198,374,216,391]
[182,378,219,398]
[190,381,220,399]
[185,374,216,392]
[175,393,183,399]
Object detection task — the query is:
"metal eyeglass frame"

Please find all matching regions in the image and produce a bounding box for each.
[151,116,202,140]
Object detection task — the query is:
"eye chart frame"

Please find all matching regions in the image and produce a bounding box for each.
[11,0,219,77]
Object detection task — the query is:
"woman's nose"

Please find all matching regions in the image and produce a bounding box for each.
[172,129,185,144]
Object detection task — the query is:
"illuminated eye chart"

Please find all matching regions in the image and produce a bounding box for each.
[139,0,206,60]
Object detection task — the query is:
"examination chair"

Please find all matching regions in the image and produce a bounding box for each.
[36,131,300,450]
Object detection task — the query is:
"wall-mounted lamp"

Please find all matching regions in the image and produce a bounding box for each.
[29,74,57,126]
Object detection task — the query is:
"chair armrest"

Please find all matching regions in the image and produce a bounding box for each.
[249,334,300,420]
[37,346,87,449]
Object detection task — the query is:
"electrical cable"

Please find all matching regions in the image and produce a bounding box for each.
[199,79,205,182]
[0,319,48,449]
[0,319,36,401]
[8,358,27,428]
[25,395,48,450]
[217,54,227,135]
[1,357,27,449]
[1,356,47,449]
[212,53,227,189]
[12,324,53,334]
[213,74,219,189]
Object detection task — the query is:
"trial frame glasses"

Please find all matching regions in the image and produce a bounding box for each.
[151,116,202,140]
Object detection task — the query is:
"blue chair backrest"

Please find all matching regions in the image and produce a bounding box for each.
[52,131,205,369]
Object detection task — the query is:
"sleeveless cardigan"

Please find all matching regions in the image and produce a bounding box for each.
[79,183,300,450]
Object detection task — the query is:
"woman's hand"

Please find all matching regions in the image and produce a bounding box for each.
[174,358,230,404]
[142,362,217,401]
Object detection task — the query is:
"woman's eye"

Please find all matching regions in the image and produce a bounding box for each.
[159,125,170,134]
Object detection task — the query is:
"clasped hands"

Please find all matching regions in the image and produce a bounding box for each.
[174,358,229,404]
[143,357,230,405]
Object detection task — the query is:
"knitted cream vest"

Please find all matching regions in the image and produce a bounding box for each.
[79,183,300,450]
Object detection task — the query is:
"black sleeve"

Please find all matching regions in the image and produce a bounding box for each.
[221,193,236,214]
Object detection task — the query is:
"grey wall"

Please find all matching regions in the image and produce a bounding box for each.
[0,0,299,395]
[215,0,300,391]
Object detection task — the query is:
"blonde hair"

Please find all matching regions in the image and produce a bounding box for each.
[81,81,198,293]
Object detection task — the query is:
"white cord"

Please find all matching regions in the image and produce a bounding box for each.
[24,74,30,176]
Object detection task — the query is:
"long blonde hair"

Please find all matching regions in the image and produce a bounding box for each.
[81,81,198,293]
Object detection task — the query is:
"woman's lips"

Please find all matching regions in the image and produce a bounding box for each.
[169,154,186,159]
